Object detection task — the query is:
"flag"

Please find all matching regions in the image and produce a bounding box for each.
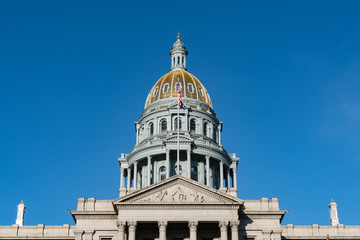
[177,84,185,109]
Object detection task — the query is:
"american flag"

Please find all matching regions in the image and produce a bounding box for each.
[177,84,185,109]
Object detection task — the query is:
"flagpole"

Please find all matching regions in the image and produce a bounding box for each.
[177,73,180,175]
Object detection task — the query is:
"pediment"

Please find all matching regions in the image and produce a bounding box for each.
[114,175,243,205]
[164,135,193,144]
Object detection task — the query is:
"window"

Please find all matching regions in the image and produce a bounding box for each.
[153,87,158,97]
[203,122,207,136]
[161,119,167,133]
[182,56,184,65]
[149,123,154,136]
[188,83,194,93]
[159,166,166,181]
[174,117,182,131]
[177,56,180,65]
[199,86,204,97]
[190,119,196,133]
[163,83,169,93]
[191,166,198,181]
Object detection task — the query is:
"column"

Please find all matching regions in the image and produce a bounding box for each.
[232,167,237,188]
[118,221,126,240]
[128,221,137,240]
[227,168,230,189]
[218,125,221,145]
[147,156,152,186]
[120,167,125,188]
[127,168,132,190]
[83,231,94,240]
[136,125,140,145]
[133,162,138,189]
[166,150,170,178]
[219,221,229,240]
[205,156,210,186]
[230,221,239,240]
[220,162,224,188]
[187,150,191,178]
[158,221,167,240]
[154,161,158,183]
[188,221,198,240]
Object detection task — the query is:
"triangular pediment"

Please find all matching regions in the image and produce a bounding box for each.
[114,175,243,205]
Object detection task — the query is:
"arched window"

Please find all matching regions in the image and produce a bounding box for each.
[188,83,194,93]
[159,166,166,181]
[191,166,198,181]
[174,117,182,131]
[190,119,196,133]
[199,86,204,97]
[161,119,167,133]
[149,123,154,136]
[153,87,158,97]
[182,56,184,65]
[173,57,175,65]
[177,56,180,65]
[163,83,169,93]
[203,122,207,136]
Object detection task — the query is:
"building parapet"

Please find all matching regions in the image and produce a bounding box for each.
[0,224,75,239]
[282,224,360,239]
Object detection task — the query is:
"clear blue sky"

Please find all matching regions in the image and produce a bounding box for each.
[0,0,359,226]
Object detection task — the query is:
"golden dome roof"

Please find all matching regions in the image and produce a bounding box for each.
[145,70,212,109]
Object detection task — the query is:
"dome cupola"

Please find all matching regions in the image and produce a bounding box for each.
[170,33,188,71]
[144,34,212,110]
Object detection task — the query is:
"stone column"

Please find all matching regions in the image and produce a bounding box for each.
[230,221,240,240]
[166,150,170,178]
[187,149,191,178]
[220,162,224,188]
[227,168,231,189]
[218,125,221,145]
[154,161,158,183]
[147,156,152,186]
[127,168,132,190]
[205,156,210,186]
[83,231,94,240]
[128,221,137,240]
[232,167,237,189]
[158,221,167,240]
[219,221,229,240]
[188,221,198,240]
[133,162,138,189]
[118,221,126,240]
[120,167,125,188]
[74,230,83,240]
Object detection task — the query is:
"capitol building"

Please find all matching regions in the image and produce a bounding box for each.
[1,34,360,240]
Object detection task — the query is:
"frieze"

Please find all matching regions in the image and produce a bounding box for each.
[117,205,239,210]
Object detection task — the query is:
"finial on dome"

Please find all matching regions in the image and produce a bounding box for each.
[170,33,188,71]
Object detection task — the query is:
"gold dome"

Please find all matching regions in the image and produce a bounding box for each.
[145,70,212,109]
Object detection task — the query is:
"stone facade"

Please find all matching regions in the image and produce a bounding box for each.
[1,35,360,240]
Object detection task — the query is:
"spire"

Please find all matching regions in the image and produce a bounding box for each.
[170,33,188,71]
[329,200,339,226]
[16,201,26,226]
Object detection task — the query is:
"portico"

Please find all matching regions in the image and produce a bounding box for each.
[114,175,242,240]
